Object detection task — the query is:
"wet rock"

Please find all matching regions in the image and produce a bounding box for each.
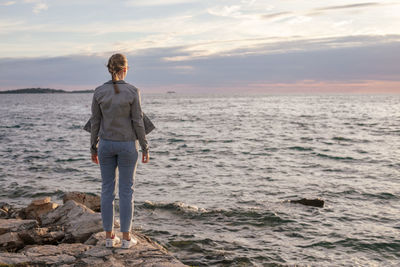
[84,231,105,246]
[0,203,11,213]
[63,192,101,212]
[84,246,113,257]
[290,198,325,208]
[31,254,76,265]
[31,197,51,206]
[0,203,22,219]
[24,201,59,223]
[18,227,65,245]
[0,218,38,235]
[81,256,105,265]
[0,252,30,264]
[0,232,24,251]
[0,209,8,218]
[22,243,91,257]
[41,200,103,242]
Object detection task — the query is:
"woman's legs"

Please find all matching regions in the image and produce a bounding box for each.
[98,139,118,235]
[116,141,138,239]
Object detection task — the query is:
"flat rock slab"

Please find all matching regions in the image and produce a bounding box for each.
[84,246,113,257]
[0,252,30,264]
[108,232,187,267]
[0,233,187,266]
[0,218,38,235]
[22,243,91,257]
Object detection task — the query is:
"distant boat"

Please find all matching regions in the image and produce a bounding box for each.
[167,91,176,94]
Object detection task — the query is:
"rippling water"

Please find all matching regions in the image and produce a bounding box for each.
[0,93,399,266]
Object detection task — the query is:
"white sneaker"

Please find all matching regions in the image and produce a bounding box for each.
[121,237,138,249]
[105,235,120,248]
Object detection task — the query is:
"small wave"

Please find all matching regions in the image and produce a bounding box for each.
[4,185,35,198]
[24,155,50,161]
[288,146,313,151]
[55,158,85,162]
[356,123,378,127]
[28,165,50,172]
[168,138,185,143]
[333,136,370,144]
[141,201,292,226]
[53,167,81,173]
[0,125,21,129]
[302,238,400,253]
[29,190,65,198]
[142,200,208,213]
[168,238,216,248]
[241,151,270,156]
[312,152,355,161]
[355,149,368,154]
[332,136,353,142]
[223,209,292,227]
[362,192,398,200]
[153,150,170,155]
[45,137,67,142]
[322,168,344,172]
[299,240,335,249]
[67,124,83,130]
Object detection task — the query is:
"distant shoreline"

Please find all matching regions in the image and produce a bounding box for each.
[0,88,94,94]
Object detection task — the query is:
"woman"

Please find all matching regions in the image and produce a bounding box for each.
[90,53,149,249]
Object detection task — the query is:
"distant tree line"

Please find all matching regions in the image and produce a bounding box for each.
[0,88,94,94]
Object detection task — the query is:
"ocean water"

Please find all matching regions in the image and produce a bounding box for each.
[0,93,399,266]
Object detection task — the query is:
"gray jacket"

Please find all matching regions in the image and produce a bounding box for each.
[90,80,149,154]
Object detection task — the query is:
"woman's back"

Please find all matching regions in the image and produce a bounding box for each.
[93,80,139,141]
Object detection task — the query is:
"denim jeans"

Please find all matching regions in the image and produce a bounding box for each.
[98,139,138,233]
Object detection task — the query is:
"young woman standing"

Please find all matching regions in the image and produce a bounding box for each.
[90,53,149,249]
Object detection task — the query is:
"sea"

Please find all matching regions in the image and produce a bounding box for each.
[0,93,399,266]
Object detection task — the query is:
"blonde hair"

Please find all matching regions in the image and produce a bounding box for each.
[107,53,128,94]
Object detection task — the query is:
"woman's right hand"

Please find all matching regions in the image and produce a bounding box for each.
[91,153,99,164]
[142,151,150,163]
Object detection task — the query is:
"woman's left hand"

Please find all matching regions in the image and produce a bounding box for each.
[91,153,99,164]
[142,151,150,163]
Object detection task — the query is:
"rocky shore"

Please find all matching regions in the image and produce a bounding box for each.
[0,192,187,267]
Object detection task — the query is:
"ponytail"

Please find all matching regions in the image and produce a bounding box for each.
[111,74,120,94]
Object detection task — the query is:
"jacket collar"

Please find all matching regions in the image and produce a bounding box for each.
[105,80,127,84]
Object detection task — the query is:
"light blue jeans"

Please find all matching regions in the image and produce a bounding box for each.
[98,139,138,233]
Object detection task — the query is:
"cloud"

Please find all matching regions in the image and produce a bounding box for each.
[0,1,16,6]
[261,12,292,20]
[314,2,382,11]
[306,2,399,17]
[0,35,399,93]
[125,0,198,6]
[23,0,48,14]
[33,2,48,13]
[207,5,242,17]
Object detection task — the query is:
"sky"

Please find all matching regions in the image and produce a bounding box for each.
[0,0,399,93]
